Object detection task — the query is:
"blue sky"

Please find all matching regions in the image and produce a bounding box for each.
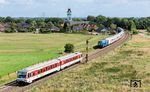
[0,0,150,17]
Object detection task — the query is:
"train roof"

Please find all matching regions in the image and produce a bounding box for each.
[19,52,82,73]
[99,40,107,42]
[117,27,124,31]
[106,28,124,41]
[58,52,82,60]
[19,59,59,73]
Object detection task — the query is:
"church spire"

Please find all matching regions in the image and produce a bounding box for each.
[67,8,72,21]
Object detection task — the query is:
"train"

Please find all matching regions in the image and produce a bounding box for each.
[17,52,83,83]
[98,27,125,48]
[17,27,124,84]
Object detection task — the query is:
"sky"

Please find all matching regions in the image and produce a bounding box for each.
[0,0,150,17]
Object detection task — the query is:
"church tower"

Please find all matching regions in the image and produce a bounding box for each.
[67,8,72,21]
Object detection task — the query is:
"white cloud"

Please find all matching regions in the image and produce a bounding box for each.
[6,0,35,5]
[73,0,94,3]
[1,0,149,6]
[0,0,150,17]
[0,0,8,5]
[2,0,150,5]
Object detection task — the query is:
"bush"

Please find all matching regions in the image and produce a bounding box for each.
[147,27,150,33]
[64,43,74,53]
[131,29,138,34]
[39,28,51,33]
[4,28,15,33]
[18,29,28,32]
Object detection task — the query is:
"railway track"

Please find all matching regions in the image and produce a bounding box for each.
[0,32,130,92]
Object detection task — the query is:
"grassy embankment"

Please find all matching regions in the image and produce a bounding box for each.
[0,33,107,85]
[28,34,150,92]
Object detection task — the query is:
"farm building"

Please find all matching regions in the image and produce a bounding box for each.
[50,26,60,32]
[17,23,30,29]
[0,24,5,32]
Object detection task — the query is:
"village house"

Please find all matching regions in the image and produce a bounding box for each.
[0,24,5,32]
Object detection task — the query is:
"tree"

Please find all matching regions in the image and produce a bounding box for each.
[15,17,25,23]
[87,16,96,22]
[131,29,138,34]
[5,16,14,23]
[97,24,104,29]
[0,17,5,22]
[110,23,117,30]
[39,28,51,33]
[72,18,82,21]
[104,18,113,28]
[5,28,15,33]
[46,22,54,29]
[29,21,37,32]
[129,20,136,31]
[113,17,121,26]
[64,43,74,53]
[147,27,150,33]
[122,18,130,29]
[63,22,71,32]
[129,20,138,34]
[10,22,17,32]
[37,21,45,28]
[96,15,107,24]
[18,29,28,33]
[25,19,33,24]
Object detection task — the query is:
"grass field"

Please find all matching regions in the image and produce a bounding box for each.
[0,33,107,84]
[28,34,150,92]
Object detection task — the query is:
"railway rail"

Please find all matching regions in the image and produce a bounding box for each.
[0,32,130,92]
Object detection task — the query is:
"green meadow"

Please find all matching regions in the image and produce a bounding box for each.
[28,34,150,92]
[0,33,107,84]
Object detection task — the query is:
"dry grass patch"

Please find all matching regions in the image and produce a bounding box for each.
[28,34,150,92]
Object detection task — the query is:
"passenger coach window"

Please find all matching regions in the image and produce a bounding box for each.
[38,70,40,74]
[46,67,48,70]
[28,73,31,78]
[18,75,26,78]
[31,73,33,77]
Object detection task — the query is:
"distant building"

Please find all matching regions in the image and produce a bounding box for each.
[0,24,5,32]
[100,28,108,32]
[50,26,60,32]
[17,23,30,29]
[96,28,109,35]
[65,8,95,31]
[69,21,89,26]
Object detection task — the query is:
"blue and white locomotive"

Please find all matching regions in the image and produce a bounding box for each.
[98,27,125,48]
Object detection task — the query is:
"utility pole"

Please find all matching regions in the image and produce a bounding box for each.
[86,39,89,63]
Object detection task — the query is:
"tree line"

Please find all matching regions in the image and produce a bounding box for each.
[87,15,150,34]
[0,16,64,33]
[0,15,150,33]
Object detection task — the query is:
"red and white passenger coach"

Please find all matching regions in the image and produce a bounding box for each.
[17,52,83,83]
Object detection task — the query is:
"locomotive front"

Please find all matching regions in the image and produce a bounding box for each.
[17,71,27,83]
